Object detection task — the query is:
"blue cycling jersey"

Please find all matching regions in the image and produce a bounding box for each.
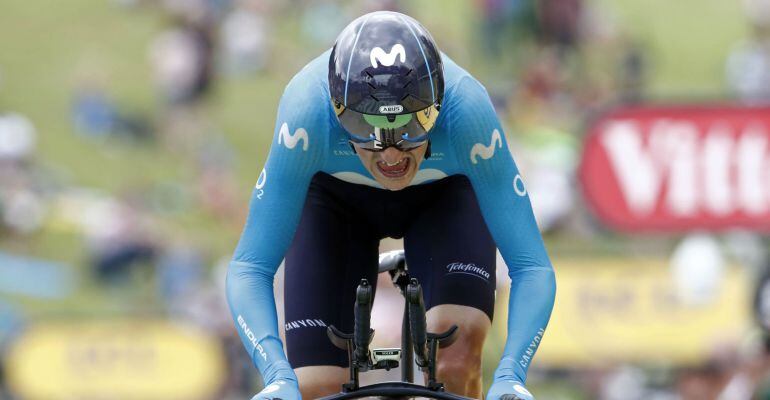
[226,50,556,386]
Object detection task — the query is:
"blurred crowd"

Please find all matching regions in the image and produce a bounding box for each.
[1,0,770,399]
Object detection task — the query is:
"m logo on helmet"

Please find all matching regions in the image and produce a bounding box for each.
[370,44,406,68]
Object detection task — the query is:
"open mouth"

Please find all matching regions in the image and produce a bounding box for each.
[376,158,410,178]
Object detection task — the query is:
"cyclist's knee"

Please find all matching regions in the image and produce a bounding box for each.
[437,349,482,378]
[295,366,347,398]
[427,305,489,384]
[427,304,490,350]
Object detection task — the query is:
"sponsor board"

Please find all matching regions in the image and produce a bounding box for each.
[579,104,770,232]
[6,319,225,400]
[491,258,750,367]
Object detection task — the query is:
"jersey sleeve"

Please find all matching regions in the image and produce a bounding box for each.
[226,76,329,385]
[447,77,556,384]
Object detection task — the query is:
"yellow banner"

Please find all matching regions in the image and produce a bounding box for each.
[6,319,225,400]
[493,258,751,367]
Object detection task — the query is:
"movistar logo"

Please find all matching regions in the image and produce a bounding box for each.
[379,105,404,114]
[278,122,309,151]
[470,129,502,164]
[370,44,406,68]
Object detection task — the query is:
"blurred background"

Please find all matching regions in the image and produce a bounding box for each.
[1,0,769,399]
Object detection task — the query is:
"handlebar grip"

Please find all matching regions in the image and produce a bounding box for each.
[354,279,373,363]
[406,278,428,367]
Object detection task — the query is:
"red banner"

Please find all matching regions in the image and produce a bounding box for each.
[578,104,770,232]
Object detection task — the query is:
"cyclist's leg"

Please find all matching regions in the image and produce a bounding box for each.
[404,175,496,397]
[284,174,380,397]
[426,304,490,396]
[294,366,348,399]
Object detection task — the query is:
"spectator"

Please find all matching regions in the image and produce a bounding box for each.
[617,38,648,103]
[149,16,216,150]
[726,30,770,103]
[538,0,585,56]
[0,113,49,235]
[676,363,728,400]
[0,113,35,165]
[474,0,539,72]
[72,82,118,138]
[600,365,648,400]
[78,193,158,284]
[149,18,215,108]
[220,0,269,75]
[726,0,770,103]
[0,189,46,235]
[744,0,770,30]
[670,234,725,306]
[71,77,153,142]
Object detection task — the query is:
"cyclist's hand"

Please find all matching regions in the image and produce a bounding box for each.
[486,380,534,400]
[251,379,301,400]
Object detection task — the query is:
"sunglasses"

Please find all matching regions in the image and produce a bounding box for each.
[333,100,439,151]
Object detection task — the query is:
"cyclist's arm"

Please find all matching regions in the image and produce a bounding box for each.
[226,79,328,385]
[448,77,556,385]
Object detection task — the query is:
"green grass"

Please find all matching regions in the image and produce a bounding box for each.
[0,3,182,190]
[596,0,748,97]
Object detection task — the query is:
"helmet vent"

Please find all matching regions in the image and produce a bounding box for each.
[370,94,380,101]
[402,80,412,89]
[364,70,377,89]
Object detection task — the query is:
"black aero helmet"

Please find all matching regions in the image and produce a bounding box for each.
[329,11,444,151]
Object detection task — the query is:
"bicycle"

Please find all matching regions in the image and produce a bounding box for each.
[318,249,473,400]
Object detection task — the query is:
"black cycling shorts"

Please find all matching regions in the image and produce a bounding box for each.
[284,172,496,368]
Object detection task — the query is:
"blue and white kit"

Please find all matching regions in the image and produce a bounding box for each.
[226,50,556,389]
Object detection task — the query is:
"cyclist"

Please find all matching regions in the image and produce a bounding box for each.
[227,11,555,400]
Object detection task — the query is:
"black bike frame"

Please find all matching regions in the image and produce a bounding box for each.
[320,253,470,400]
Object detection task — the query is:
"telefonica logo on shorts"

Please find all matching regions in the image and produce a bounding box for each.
[446,262,490,282]
[285,318,327,332]
[237,315,267,361]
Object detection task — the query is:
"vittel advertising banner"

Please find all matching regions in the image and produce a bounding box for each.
[579,104,770,232]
